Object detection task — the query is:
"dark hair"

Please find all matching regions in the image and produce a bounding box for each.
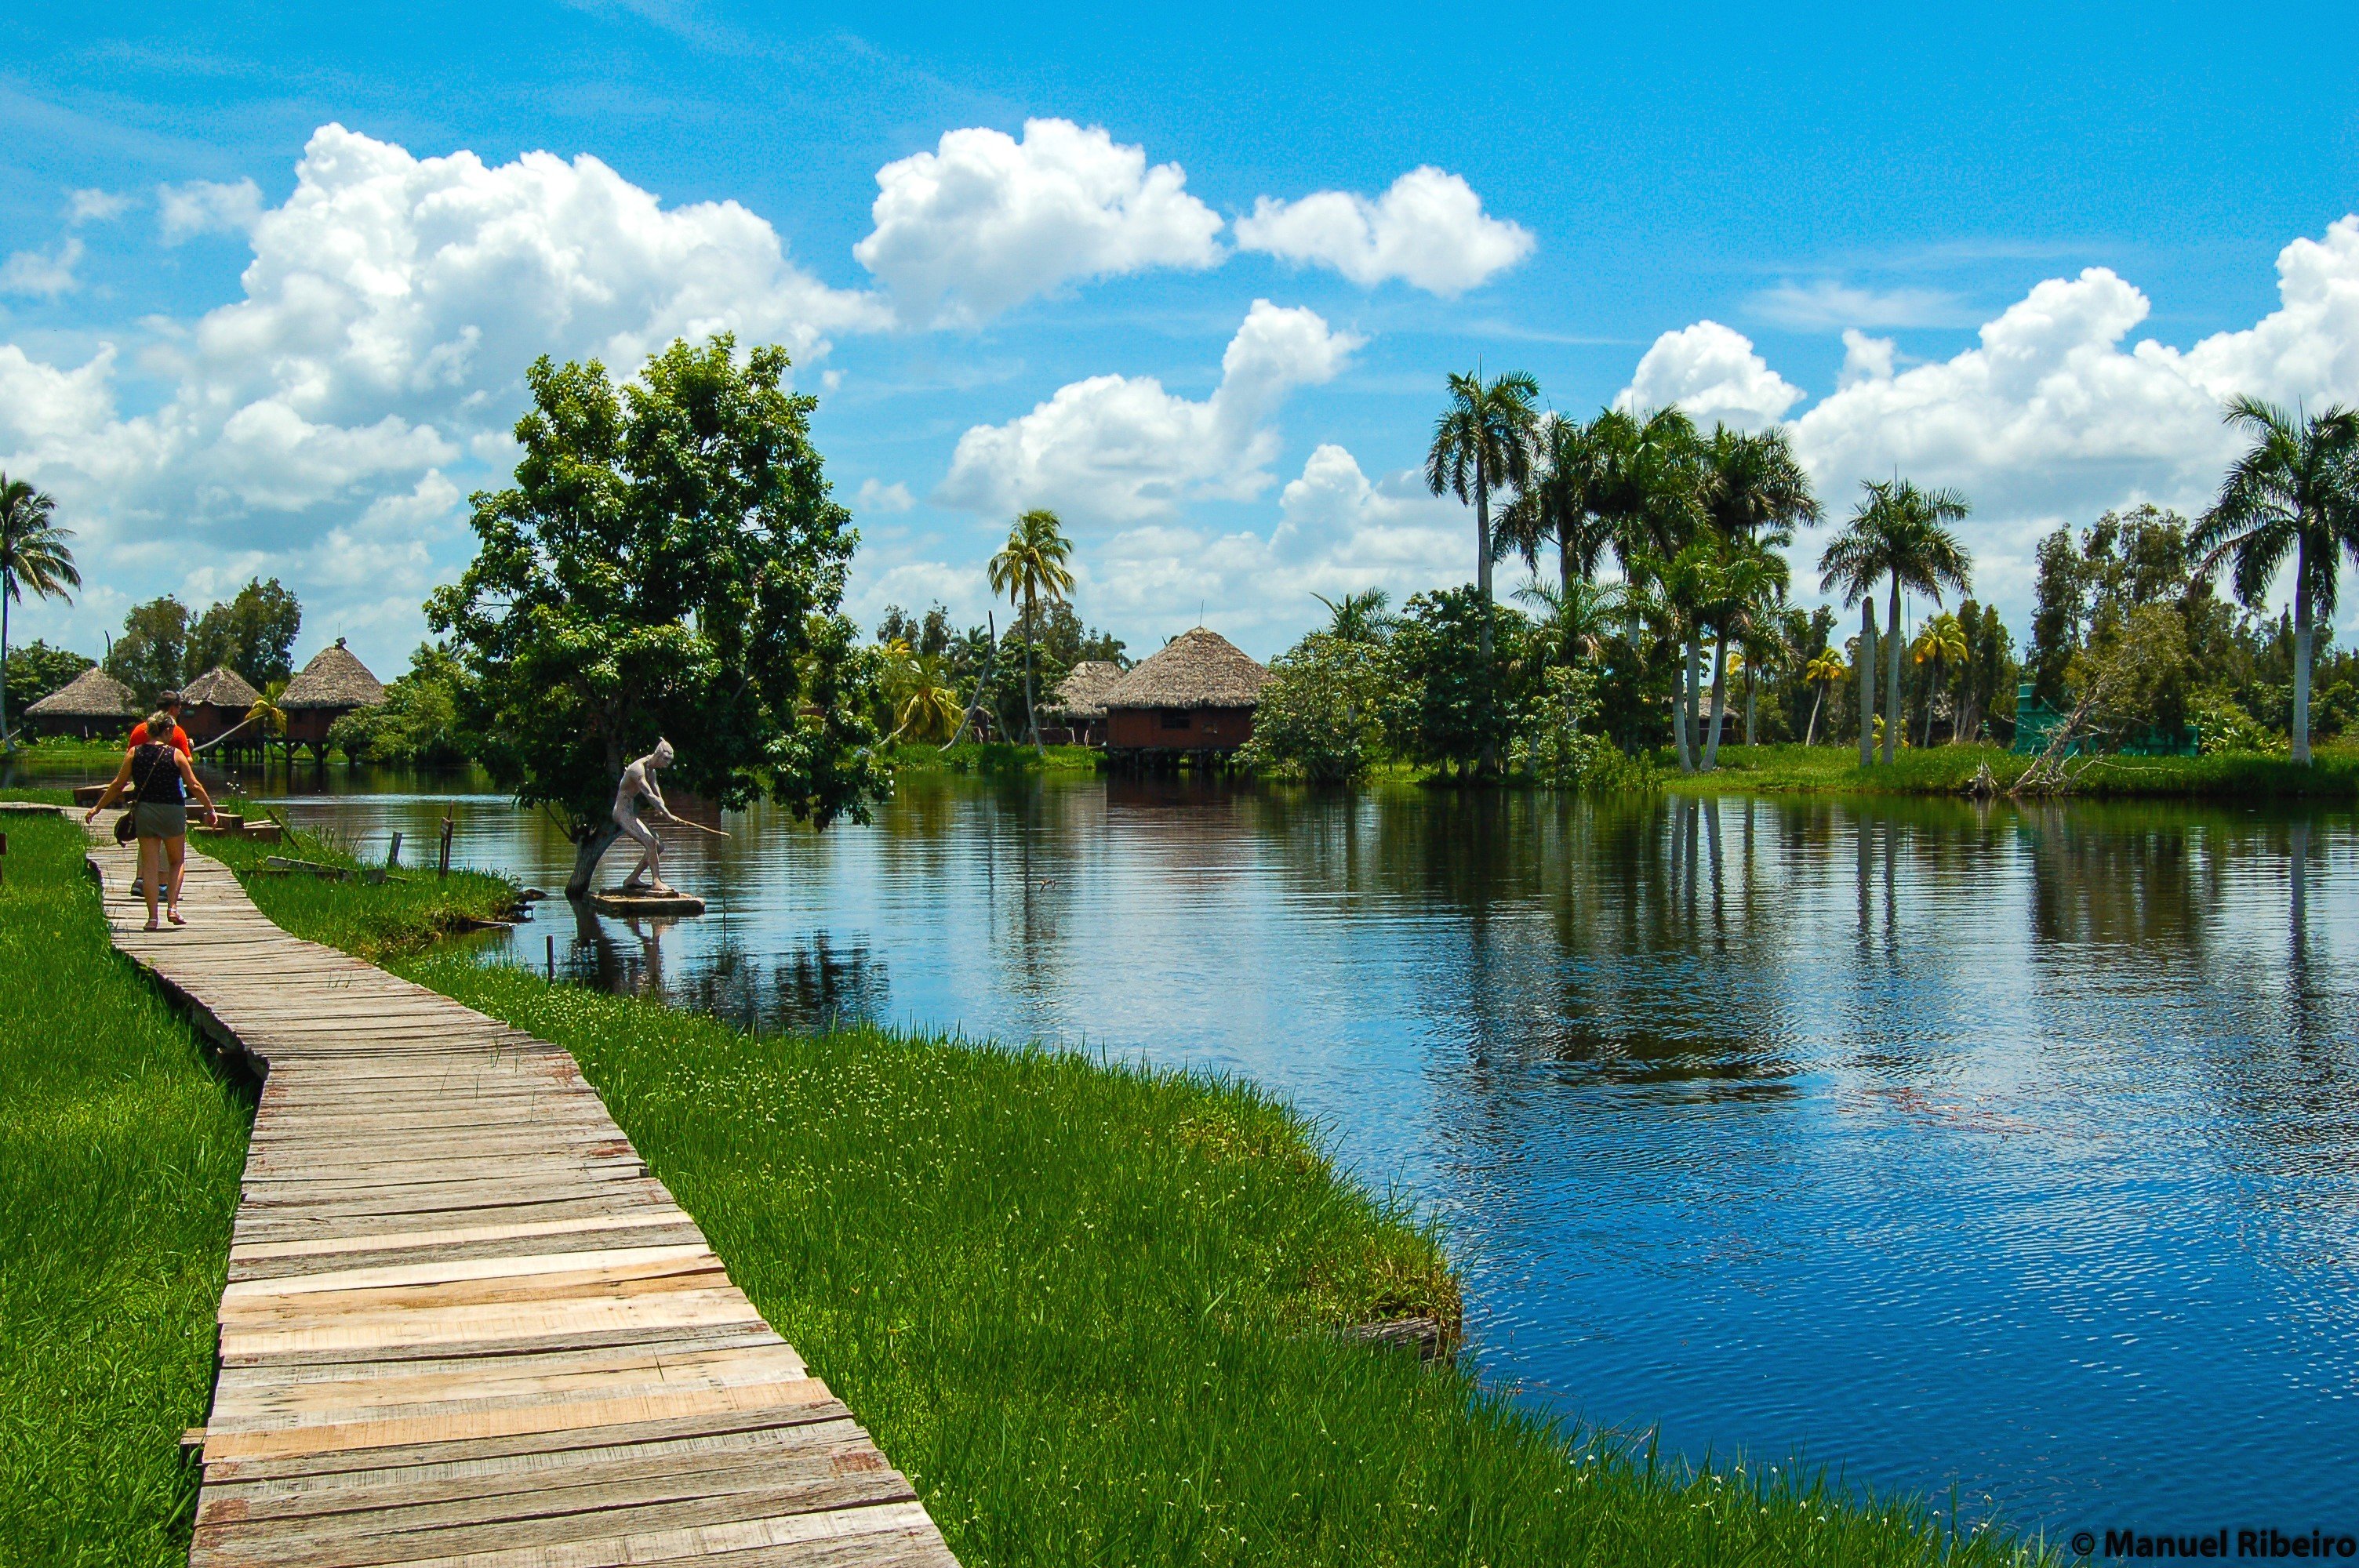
[159,689,183,706]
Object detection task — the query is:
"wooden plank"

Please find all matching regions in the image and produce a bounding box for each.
[76,827,958,1568]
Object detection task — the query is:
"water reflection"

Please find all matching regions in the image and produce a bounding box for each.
[19,746,2354,1532]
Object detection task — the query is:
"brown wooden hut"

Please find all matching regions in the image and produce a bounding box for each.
[22,666,140,740]
[180,665,263,758]
[280,638,385,764]
[1101,628,1269,767]
[1044,659,1126,746]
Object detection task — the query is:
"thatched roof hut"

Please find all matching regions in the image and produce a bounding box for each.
[181,665,261,711]
[1048,660,1127,721]
[1102,629,1268,711]
[24,666,140,736]
[1101,629,1269,757]
[282,639,385,712]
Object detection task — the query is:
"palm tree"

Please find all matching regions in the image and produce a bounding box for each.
[892,659,963,743]
[1802,649,1846,746]
[2191,397,2359,764]
[0,474,80,746]
[1514,575,1627,666]
[987,509,1077,753]
[1817,477,1973,765]
[1497,413,1615,597]
[1588,406,1707,768]
[1427,368,1541,663]
[1312,588,1392,643]
[1910,612,1968,746]
[1697,540,1789,771]
[1701,426,1819,754]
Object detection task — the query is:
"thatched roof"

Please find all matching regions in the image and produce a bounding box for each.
[181,665,261,709]
[24,665,140,718]
[1046,659,1127,720]
[282,639,384,710]
[1102,628,1269,710]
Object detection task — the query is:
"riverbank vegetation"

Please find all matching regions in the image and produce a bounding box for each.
[1660,742,2359,800]
[198,829,2049,1567]
[0,810,250,1564]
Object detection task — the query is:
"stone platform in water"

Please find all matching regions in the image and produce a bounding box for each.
[587,888,707,916]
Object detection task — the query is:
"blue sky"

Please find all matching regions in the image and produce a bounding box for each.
[4,1,2357,674]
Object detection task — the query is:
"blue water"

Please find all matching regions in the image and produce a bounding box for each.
[90,762,2359,1539]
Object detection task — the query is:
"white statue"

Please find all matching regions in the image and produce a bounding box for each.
[611,739,681,895]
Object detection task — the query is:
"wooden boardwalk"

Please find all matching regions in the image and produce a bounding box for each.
[83,829,958,1568]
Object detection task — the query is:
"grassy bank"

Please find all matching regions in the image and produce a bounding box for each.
[892,740,1103,777]
[0,810,252,1565]
[220,842,2045,1566]
[1658,741,2359,800]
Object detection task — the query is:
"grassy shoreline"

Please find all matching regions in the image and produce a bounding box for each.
[1654,742,2359,800]
[6,799,2052,1564]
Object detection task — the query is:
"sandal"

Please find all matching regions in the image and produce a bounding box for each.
[144,918,161,931]
[166,909,187,927]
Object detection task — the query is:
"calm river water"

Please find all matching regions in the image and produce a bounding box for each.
[25,754,2357,1535]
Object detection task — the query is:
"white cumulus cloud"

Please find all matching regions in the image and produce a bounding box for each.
[937,299,1360,525]
[1,238,84,297]
[0,122,886,666]
[855,118,1224,326]
[67,189,133,223]
[855,477,915,514]
[158,177,267,244]
[1616,320,1803,430]
[1234,167,1533,295]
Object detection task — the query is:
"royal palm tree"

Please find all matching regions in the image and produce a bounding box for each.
[1818,477,1973,765]
[987,508,1076,753]
[1587,407,1707,768]
[1701,426,1818,753]
[2191,396,2359,764]
[1910,612,1968,746]
[1802,649,1846,746]
[1497,413,1615,597]
[0,474,80,746]
[1312,588,1393,643]
[1426,368,1541,662]
[1697,539,1790,771]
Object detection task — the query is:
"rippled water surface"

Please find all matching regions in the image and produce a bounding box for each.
[31,754,2357,1533]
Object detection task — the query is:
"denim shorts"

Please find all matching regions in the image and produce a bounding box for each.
[133,801,188,840]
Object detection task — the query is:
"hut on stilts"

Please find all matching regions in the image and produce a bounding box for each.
[180,666,265,764]
[22,666,140,740]
[279,639,385,768]
[1100,628,1269,771]
[1044,659,1126,746]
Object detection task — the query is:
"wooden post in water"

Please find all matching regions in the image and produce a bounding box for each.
[546,933,555,980]
[385,831,403,869]
[437,814,453,877]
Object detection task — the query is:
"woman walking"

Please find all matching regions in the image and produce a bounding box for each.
[84,710,218,930]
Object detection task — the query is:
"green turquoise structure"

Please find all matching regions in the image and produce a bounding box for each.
[2009,681,2197,757]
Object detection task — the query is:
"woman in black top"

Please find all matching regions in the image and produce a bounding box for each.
[85,710,219,929]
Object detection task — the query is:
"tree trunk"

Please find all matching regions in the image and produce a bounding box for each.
[1859,601,1877,767]
[1883,579,1903,764]
[1,589,10,743]
[1474,452,1496,774]
[2292,561,2313,764]
[1743,655,1757,748]
[1022,590,1041,754]
[1922,660,1936,748]
[1703,632,1729,771]
[565,822,623,899]
[1805,681,1824,748]
[1678,635,1700,774]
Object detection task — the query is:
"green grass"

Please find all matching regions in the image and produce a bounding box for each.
[892,741,1104,777]
[1658,741,2359,800]
[202,818,519,962]
[0,811,252,1566]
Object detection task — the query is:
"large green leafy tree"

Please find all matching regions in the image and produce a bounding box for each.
[187,577,303,687]
[2191,396,2359,764]
[1817,477,1973,764]
[104,596,191,710]
[1587,407,1706,769]
[0,474,80,742]
[430,335,887,895]
[1238,631,1390,785]
[987,509,1076,753]
[1383,586,1536,775]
